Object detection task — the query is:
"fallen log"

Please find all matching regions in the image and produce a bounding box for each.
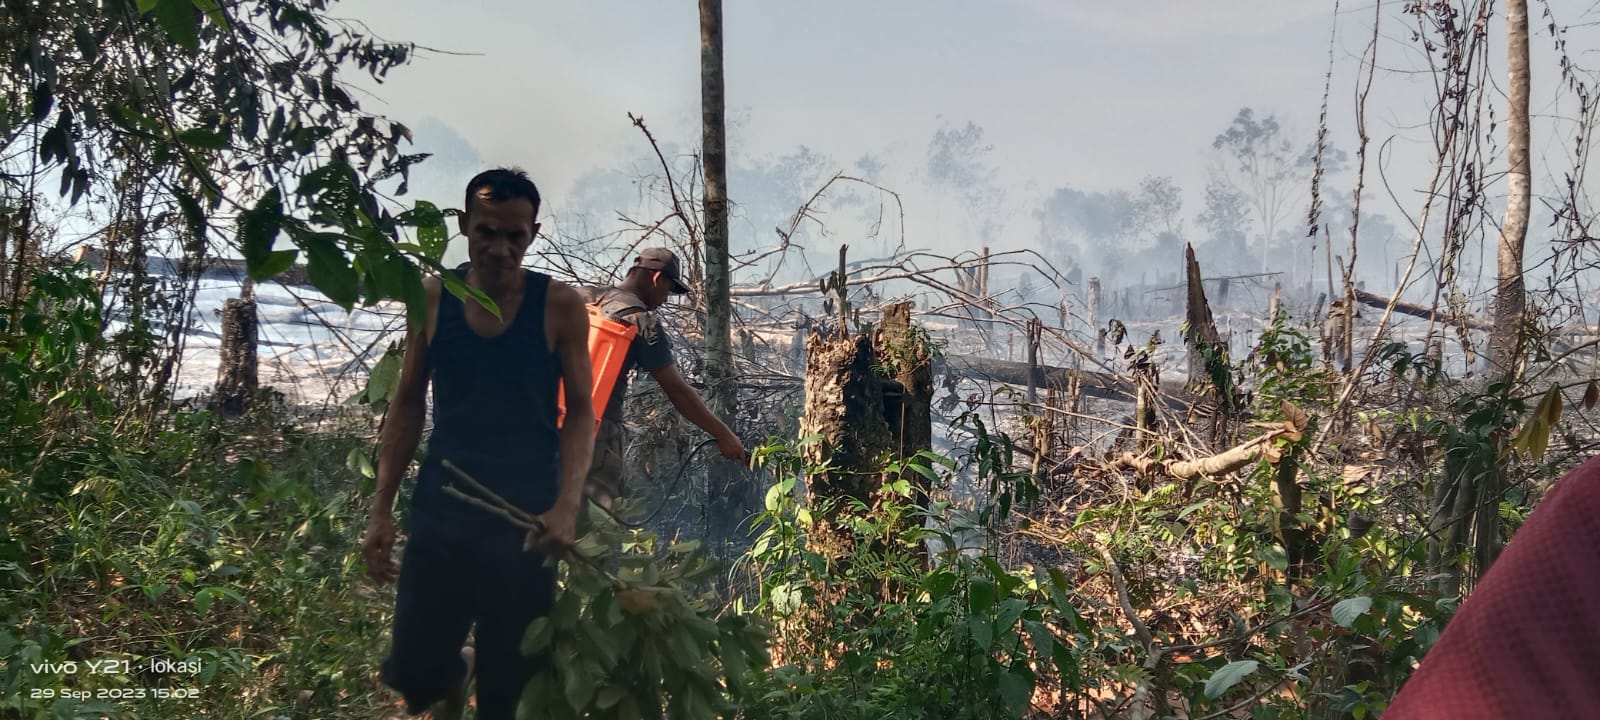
[936,353,1190,410]
[1353,289,1492,331]
[1115,421,1303,479]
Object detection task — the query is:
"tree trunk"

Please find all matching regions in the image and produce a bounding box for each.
[801,331,894,561]
[699,0,746,574]
[1492,0,1531,377]
[699,0,733,419]
[215,295,259,416]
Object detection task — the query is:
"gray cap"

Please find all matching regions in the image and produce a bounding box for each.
[633,247,691,294]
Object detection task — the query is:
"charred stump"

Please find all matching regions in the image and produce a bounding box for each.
[801,331,893,506]
[876,302,935,553]
[1182,244,1232,441]
[214,293,259,416]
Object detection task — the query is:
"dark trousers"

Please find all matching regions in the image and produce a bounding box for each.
[379,519,557,719]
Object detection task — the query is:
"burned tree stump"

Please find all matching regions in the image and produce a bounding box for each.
[800,331,893,505]
[876,302,934,532]
[214,295,259,416]
[1183,244,1224,388]
[877,302,933,460]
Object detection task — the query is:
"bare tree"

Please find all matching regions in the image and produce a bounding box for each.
[1211,108,1307,275]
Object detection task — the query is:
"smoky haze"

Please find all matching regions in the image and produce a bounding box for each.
[333,0,1600,317]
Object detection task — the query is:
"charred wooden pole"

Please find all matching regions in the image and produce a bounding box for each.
[978,246,992,321]
[1088,276,1102,356]
[1025,317,1043,405]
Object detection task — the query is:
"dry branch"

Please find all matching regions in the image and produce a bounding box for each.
[937,353,1190,410]
[1115,422,1302,479]
[1145,271,1283,294]
[1351,288,1491,331]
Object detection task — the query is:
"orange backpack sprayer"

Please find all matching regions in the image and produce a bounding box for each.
[556,300,638,435]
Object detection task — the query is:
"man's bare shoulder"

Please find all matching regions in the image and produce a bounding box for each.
[545,279,587,318]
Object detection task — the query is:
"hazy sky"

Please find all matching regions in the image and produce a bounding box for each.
[334,0,1600,284]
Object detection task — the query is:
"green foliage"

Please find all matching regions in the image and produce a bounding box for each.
[745,309,1498,719]
[1249,307,1338,413]
[2,0,459,328]
[514,507,773,720]
[738,440,1088,720]
[0,413,394,717]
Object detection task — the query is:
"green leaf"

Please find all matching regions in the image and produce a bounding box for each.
[1205,659,1260,700]
[175,189,206,247]
[366,350,401,407]
[405,200,449,260]
[522,617,553,655]
[193,588,213,615]
[239,188,283,274]
[518,674,556,714]
[563,659,595,709]
[137,0,159,10]
[969,578,996,614]
[1053,643,1081,691]
[106,104,161,135]
[154,0,200,50]
[1176,501,1209,521]
[997,669,1033,714]
[595,686,626,710]
[966,615,993,650]
[983,557,1022,596]
[1024,619,1055,656]
[177,128,225,149]
[400,260,428,330]
[253,249,298,282]
[191,0,227,26]
[994,597,1027,632]
[1331,596,1373,629]
[207,585,247,605]
[925,570,959,602]
[720,637,748,696]
[344,447,375,479]
[905,461,940,484]
[1258,543,1289,573]
[441,270,499,320]
[305,234,359,308]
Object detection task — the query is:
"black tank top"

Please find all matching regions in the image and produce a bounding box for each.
[412,266,563,529]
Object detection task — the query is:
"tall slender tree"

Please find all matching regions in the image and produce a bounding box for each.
[700,0,733,419]
[1492,0,1530,376]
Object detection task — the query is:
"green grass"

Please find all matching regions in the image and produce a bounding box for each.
[1,403,404,719]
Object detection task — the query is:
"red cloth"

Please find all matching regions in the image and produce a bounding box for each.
[1384,454,1600,718]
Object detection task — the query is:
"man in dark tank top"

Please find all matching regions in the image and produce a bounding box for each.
[360,168,596,719]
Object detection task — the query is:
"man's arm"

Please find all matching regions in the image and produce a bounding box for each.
[363,275,440,583]
[650,364,746,461]
[531,280,595,553]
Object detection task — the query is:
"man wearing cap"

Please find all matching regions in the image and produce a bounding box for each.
[582,247,747,509]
